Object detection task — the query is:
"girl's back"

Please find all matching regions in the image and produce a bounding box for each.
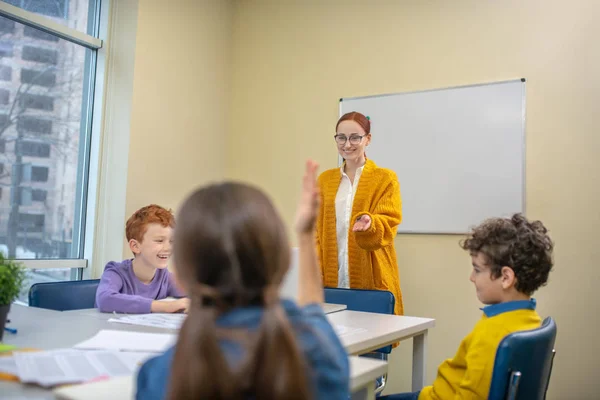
[135,161,349,400]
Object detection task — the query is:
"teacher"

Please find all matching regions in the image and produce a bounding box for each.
[316,111,403,315]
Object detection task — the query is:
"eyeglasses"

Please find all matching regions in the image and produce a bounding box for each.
[334,134,367,145]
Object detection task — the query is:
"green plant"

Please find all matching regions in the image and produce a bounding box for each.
[0,253,26,306]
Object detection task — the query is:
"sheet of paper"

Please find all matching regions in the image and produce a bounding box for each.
[108,313,186,330]
[334,324,367,338]
[53,375,134,400]
[73,330,177,353]
[0,355,18,375]
[13,349,153,387]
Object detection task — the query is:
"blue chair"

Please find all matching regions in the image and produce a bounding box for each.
[29,279,101,311]
[488,317,557,400]
[324,287,395,395]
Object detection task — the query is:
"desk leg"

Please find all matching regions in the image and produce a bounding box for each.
[351,382,375,400]
[412,330,428,391]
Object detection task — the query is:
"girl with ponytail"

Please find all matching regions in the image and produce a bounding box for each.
[136,160,350,400]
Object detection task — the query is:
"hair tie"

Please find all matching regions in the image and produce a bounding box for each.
[262,285,279,307]
[190,283,222,307]
[366,116,370,121]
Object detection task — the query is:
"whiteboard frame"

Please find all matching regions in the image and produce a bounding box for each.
[338,79,527,235]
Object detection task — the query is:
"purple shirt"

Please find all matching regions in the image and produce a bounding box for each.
[95,259,183,314]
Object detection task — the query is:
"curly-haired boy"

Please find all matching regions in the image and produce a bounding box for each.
[383,213,554,400]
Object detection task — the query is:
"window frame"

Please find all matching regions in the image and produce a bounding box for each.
[0,0,138,284]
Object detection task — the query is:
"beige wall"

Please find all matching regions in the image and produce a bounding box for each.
[227,0,600,398]
[124,0,233,255]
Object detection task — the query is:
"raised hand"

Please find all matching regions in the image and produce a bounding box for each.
[294,160,320,234]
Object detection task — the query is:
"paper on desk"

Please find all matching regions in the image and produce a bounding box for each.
[74,330,177,353]
[334,324,367,338]
[0,355,18,375]
[53,375,134,400]
[13,349,153,387]
[108,313,186,330]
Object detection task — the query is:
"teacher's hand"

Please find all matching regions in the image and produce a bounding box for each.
[352,214,372,232]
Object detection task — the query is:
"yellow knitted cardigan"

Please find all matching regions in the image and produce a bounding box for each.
[316,159,403,315]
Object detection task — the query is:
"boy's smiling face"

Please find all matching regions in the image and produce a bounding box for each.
[130,223,173,270]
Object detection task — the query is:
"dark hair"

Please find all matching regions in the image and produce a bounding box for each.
[168,183,311,400]
[460,213,554,296]
[336,111,370,134]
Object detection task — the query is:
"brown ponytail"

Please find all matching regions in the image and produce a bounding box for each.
[167,303,236,399]
[250,289,311,400]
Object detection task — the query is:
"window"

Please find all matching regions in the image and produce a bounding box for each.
[3,0,69,20]
[31,188,47,202]
[18,141,51,158]
[0,18,15,34]
[23,26,60,42]
[0,89,9,105]
[2,0,92,35]
[0,65,11,81]
[19,93,54,111]
[17,116,52,134]
[20,69,57,87]
[21,46,59,65]
[0,1,104,302]
[18,213,45,232]
[0,41,13,57]
[30,165,49,182]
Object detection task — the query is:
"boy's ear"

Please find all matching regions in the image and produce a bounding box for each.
[500,266,517,289]
[129,238,141,255]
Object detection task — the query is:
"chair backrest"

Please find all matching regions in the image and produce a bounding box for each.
[324,287,395,354]
[488,317,557,400]
[29,279,101,311]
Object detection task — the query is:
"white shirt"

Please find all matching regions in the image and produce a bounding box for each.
[335,164,364,288]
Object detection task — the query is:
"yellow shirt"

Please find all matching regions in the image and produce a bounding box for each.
[419,299,542,400]
[316,159,403,315]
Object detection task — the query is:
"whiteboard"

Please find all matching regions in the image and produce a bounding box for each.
[340,79,526,234]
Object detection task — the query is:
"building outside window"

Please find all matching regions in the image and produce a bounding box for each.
[0,0,104,302]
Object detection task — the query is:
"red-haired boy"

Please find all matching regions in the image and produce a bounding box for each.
[96,204,188,313]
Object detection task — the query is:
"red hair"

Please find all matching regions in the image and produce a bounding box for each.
[336,111,371,134]
[126,204,175,242]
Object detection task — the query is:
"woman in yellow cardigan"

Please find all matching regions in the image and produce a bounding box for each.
[316,111,403,315]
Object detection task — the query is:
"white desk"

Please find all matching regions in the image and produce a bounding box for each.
[349,356,387,400]
[328,310,435,391]
[3,305,175,350]
[1,356,387,400]
[1,305,390,399]
[322,302,347,314]
[64,302,348,319]
[8,305,434,391]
